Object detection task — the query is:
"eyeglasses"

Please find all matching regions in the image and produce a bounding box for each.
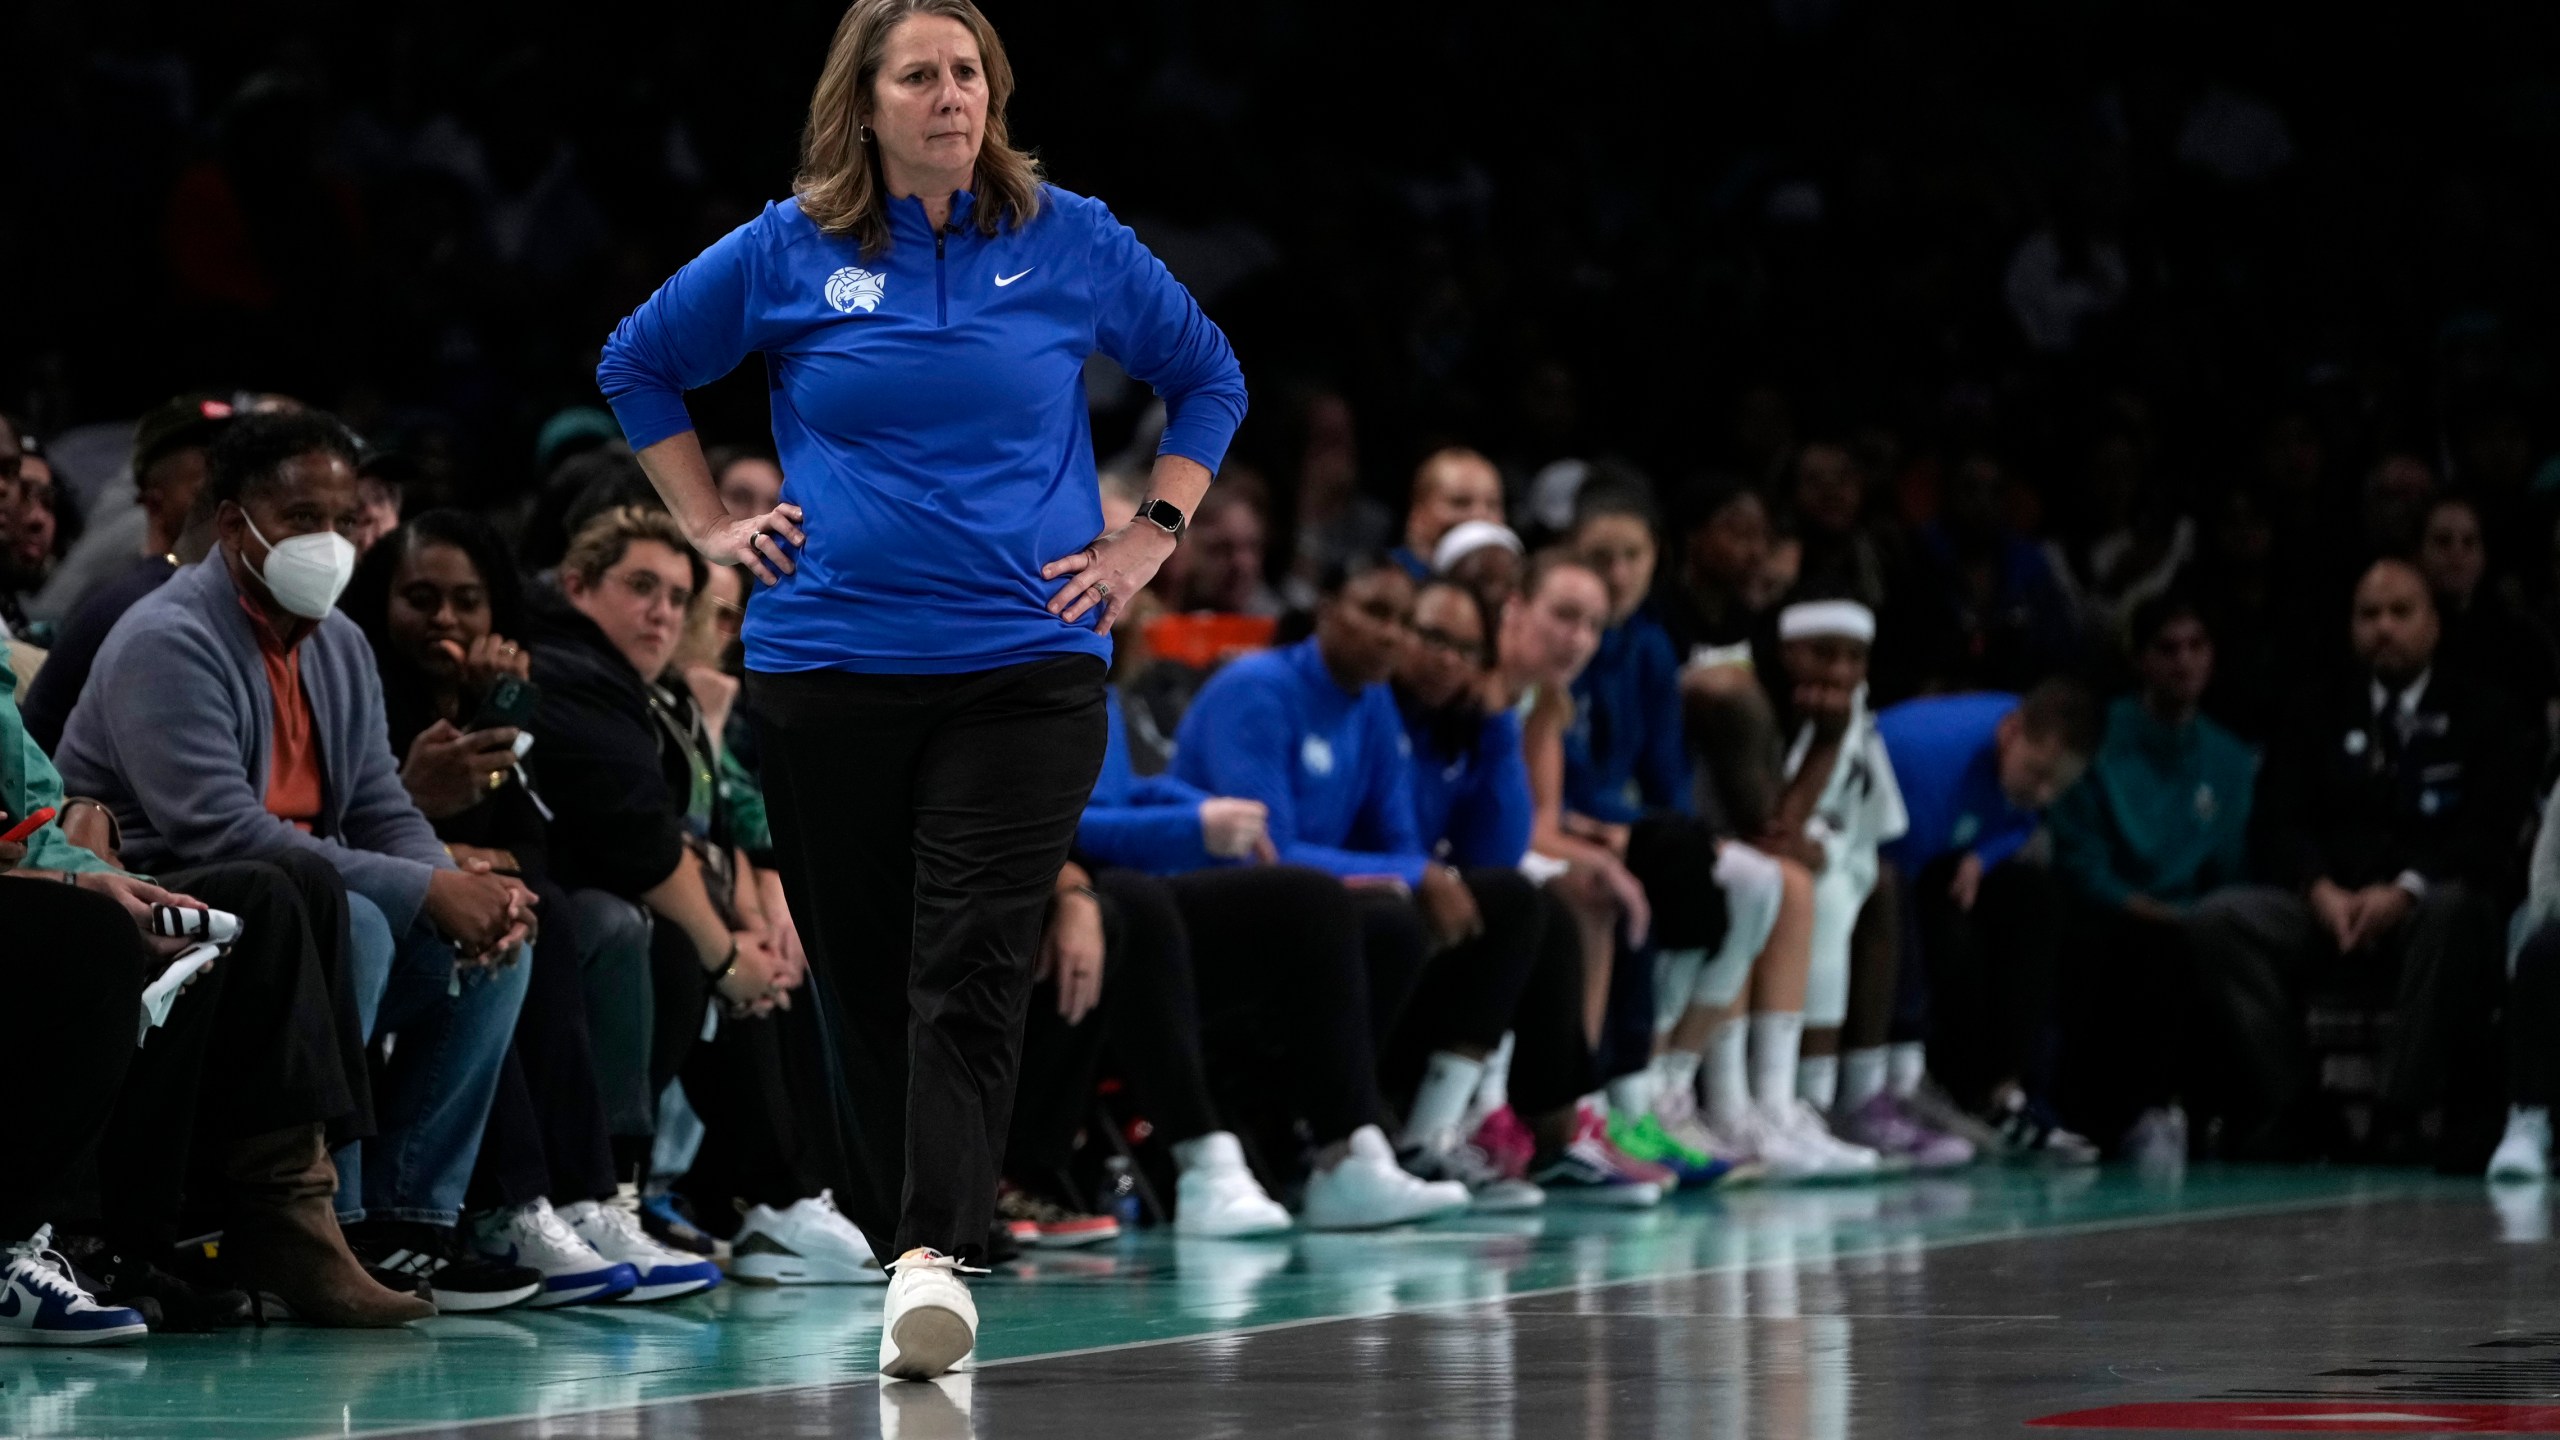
[1410,624,1483,662]
[607,569,693,613]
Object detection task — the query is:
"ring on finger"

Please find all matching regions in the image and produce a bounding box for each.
[1093,580,1113,601]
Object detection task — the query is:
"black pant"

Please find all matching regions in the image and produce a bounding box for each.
[1384,868,1546,1100]
[750,655,1106,1265]
[1914,853,2060,1110]
[678,995,856,1220]
[1510,886,1600,1118]
[2511,921,2560,1107]
[471,876,618,1210]
[2187,881,2508,1126]
[1,879,150,1236]
[1352,887,1431,1049]
[2055,896,2205,1146]
[5,856,356,1243]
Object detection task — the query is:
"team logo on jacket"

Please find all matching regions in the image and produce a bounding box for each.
[825,266,887,314]
[1301,736,1335,777]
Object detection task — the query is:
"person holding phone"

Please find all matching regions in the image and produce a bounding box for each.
[346,512,718,1306]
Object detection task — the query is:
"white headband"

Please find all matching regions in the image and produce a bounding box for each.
[1778,599,1876,644]
[1432,519,1525,574]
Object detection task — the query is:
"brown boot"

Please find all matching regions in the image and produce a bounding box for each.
[224,1124,435,1327]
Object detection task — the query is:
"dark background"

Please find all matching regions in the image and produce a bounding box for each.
[8,0,2560,545]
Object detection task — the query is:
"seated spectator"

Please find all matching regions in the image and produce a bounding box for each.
[0,666,414,1334]
[707,444,784,519]
[2045,425,2194,654]
[1878,677,2102,1159]
[1169,552,1543,1221]
[19,395,234,752]
[1649,474,1790,831]
[1910,452,2080,692]
[1394,577,1662,1205]
[2492,779,2560,1180]
[525,508,869,1282]
[2418,493,2560,755]
[1758,599,1972,1170]
[1014,684,1435,1232]
[1430,517,1524,615]
[0,417,37,641]
[1562,484,1868,1182]
[54,409,541,1312]
[2190,558,2531,1164]
[349,451,410,557]
[344,511,717,1305]
[2048,596,2258,1161]
[8,428,71,601]
[1171,485,1282,616]
[1391,446,1505,581]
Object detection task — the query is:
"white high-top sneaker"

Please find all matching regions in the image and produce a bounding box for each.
[2491,1106,2553,1182]
[878,1250,980,1381]
[1173,1132,1294,1237]
[1301,1125,1471,1230]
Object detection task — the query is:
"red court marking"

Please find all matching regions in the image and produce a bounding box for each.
[2027,1401,2560,1432]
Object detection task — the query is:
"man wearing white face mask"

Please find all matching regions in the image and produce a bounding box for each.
[57,411,545,1314]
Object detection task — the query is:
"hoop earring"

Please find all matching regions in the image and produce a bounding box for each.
[859,125,874,144]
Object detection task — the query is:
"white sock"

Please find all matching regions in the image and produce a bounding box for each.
[1840,1047,1890,1111]
[1799,1054,1839,1113]
[1652,949,1707,1036]
[1648,1048,1702,1114]
[1705,1019,1752,1130]
[1888,1041,1928,1099]
[1474,1033,1515,1119]
[1605,1068,1657,1118]
[1750,1012,1805,1111]
[1399,1052,1485,1152]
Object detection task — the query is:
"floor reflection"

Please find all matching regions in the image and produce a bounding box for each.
[2,1166,2493,1439]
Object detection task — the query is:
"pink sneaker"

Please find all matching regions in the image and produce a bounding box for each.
[1470,1106,1536,1182]
[1836,1093,1975,1170]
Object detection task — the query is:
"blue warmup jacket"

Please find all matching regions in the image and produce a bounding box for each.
[1878,692,2036,873]
[1400,696,1534,870]
[1564,609,1692,824]
[1171,639,1430,886]
[1077,688,1219,875]
[598,187,1247,675]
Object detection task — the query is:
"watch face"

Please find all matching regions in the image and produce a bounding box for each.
[1141,498,1185,531]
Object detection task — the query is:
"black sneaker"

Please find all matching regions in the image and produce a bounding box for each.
[345,1220,541,1313]
[56,1233,254,1332]
[636,1189,724,1261]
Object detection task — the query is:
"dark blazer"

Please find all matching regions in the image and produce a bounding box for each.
[2253,660,2534,897]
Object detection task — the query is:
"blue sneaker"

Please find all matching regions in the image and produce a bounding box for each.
[470,1200,638,1307]
[1,1227,149,1345]
[559,1194,721,1303]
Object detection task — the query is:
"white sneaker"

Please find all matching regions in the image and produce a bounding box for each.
[0,1227,149,1346]
[471,1199,637,1308]
[560,1192,723,1302]
[1301,1125,1471,1230]
[879,1250,979,1381]
[2122,1105,2190,1171]
[733,1190,889,1286]
[1725,1102,1880,1181]
[1173,1133,1294,1237]
[2491,1106,2552,1182]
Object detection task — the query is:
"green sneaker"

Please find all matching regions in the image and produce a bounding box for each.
[1606,1112,1733,1188]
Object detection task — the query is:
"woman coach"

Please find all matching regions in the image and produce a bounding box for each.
[597,0,1244,1381]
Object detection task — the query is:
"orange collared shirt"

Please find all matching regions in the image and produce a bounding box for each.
[238,592,323,832]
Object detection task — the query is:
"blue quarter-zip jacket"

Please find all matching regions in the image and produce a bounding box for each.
[1564,609,1693,824]
[1400,695,1535,870]
[597,187,1247,675]
[1078,687,1220,875]
[1878,692,2037,873]
[1170,639,1431,886]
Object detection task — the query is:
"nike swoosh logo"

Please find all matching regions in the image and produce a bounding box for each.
[0,1284,25,1319]
[994,268,1035,287]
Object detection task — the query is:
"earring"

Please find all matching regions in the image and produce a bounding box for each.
[859,124,873,144]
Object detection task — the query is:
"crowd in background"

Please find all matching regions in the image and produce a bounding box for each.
[10,0,2560,1348]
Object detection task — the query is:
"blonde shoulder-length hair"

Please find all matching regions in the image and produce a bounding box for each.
[794,0,1043,258]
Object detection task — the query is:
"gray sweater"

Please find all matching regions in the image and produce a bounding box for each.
[54,551,454,931]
